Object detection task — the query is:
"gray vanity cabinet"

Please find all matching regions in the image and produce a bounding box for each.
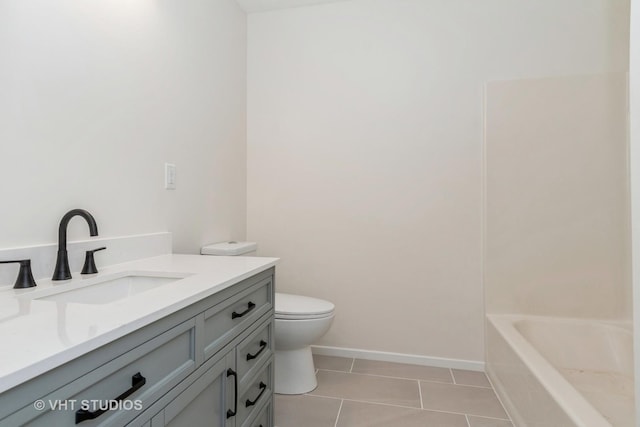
[162,355,230,427]
[0,268,275,427]
[129,315,275,427]
[131,350,235,427]
[247,399,271,427]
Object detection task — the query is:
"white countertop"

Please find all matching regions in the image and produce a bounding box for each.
[0,254,278,394]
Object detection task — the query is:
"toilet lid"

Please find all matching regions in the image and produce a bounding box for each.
[200,241,257,256]
[275,293,334,319]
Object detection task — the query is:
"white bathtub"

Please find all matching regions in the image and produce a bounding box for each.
[486,314,634,427]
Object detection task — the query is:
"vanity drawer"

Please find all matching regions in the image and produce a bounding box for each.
[244,399,271,427]
[237,319,273,388]
[22,319,196,427]
[237,359,273,427]
[203,277,273,360]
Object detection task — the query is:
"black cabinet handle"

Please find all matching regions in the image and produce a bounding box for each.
[245,382,267,408]
[226,369,238,419]
[232,301,256,319]
[75,372,146,424]
[246,340,268,361]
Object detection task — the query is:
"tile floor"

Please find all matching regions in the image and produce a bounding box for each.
[274,356,513,427]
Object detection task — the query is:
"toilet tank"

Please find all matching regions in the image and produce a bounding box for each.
[200,241,257,256]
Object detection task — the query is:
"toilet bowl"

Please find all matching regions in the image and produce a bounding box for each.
[200,242,335,394]
[274,293,334,394]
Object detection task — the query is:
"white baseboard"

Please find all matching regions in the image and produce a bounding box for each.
[311,345,485,372]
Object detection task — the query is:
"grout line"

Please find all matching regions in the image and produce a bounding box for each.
[303,393,342,401]
[304,394,511,421]
[453,383,493,389]
[450,368,457,384]
[349,357,355,373]
[484,371,515,423]
[307,394,421,410]
[484,372,515,425]
[451,370,493,389]
[317,368,352,374]
[465,414,514,426]
[307,367,508,422]
[317,368,491,388]
[317,370,418,384]
[450,369,493,389]
[461,414,513,422]
[333,399,344,427]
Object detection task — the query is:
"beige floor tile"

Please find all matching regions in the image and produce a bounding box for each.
[420,381,508,419]
[467,415,514,427]
[274,394,341,427]
[309,370,421,408]
[336,400,468,427]
[451,369,492,387]
[313,354,353,372]
[352,359,453,383]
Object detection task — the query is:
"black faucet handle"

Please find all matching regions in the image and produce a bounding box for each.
[81,247,106,275]
[0,259,37,289]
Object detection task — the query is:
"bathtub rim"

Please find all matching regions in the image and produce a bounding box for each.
[487,313,623,427]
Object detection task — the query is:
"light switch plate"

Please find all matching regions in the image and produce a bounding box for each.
[165,163,176,190]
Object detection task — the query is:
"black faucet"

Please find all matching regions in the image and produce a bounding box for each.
[52,209,98,281]
[0,260,37,288]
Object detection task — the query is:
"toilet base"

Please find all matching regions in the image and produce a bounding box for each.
[275,346,317,394]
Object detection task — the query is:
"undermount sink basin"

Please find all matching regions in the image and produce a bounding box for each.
[33,273,189,305]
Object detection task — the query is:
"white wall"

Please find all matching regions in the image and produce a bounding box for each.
[247,0,629,362]
[484,73,629,319]
[0,0,247,254]
[630,0,640,420]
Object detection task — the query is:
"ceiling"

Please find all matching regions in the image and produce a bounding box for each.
[235,0,352,13]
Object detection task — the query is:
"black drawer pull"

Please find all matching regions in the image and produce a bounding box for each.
[245,382,267,408]
[75,372,146,424]
[232,301,256,319]
[246,340,268,361]
[226,369,238,418]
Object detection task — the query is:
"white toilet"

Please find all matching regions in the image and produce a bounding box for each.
[201,241,335,395]
[273,292,334,394]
